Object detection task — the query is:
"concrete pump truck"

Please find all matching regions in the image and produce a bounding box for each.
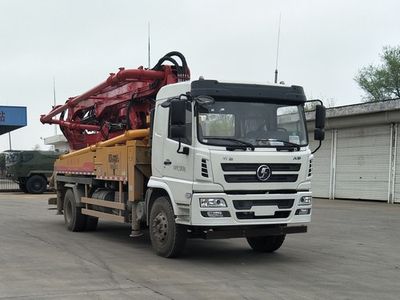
[41,51,326,257]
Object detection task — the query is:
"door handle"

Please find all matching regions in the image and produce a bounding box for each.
[164,159,172,165]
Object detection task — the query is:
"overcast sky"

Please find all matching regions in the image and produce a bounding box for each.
[0,0,399,151]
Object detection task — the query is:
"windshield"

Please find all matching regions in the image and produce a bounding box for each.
[197,100,308,148]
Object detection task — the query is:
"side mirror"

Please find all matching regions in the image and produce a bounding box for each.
[315,105,326,129]
[170,99,187,139]
[170,99,186,126]
[169,99,189,155]
[170,125,186,139]
[314,128,325,141]
[309,101,326,152]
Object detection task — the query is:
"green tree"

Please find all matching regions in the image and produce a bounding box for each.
[355,46,400,102]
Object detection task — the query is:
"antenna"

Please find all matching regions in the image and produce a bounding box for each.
[147,22,151,69]
[274,13,282,84]
[53,77,57,135]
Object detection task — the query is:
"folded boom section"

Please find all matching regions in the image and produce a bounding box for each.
[40,51,190,150]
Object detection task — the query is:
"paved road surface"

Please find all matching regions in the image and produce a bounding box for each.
[0,193,399,299]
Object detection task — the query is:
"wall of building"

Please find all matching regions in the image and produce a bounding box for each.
[307,100,400,203]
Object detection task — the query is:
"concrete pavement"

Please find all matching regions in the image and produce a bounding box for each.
[0,193,399,299]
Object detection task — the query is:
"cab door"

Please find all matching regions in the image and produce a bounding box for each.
[161,102,194,205]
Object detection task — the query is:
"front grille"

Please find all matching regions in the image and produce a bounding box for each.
[221,163,300,172]
[233,199,294,210]
[236,211,291,219]
[221,163,300,183]
[225,174,298,183]
[225,190,297,195]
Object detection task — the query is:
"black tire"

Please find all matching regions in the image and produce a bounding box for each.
[19,182,28,193]
[26,175,47,194]
[246,235,286,253]
[85,216,99,231]
[149,196,187,258]
[63,189,87,232]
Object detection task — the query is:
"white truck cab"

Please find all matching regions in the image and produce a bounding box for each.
[146,79,326,256]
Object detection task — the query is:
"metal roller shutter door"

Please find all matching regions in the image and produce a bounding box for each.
[394,126,400,203]
[335,125,390,201]
[309,130,332,198]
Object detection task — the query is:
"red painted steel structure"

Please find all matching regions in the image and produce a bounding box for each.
[41,52,190,150]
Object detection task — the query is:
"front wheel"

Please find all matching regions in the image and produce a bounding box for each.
[246,235,286,253]
[149,196,187,258]
[26,175,47,194]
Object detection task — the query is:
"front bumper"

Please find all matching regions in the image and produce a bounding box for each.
[190,191,312,226]
[188,224,307,239]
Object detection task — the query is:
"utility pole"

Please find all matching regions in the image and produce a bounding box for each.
[8,132,12,150]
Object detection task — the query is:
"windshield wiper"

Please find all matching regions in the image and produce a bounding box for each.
[256,139,301,151]
[206,137,255,151]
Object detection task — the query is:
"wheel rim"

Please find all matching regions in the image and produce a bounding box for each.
[152,211,168,243]
[65,200,72,224]
[33,180,42,192]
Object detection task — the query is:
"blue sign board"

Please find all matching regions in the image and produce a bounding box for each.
[0,106,27,135]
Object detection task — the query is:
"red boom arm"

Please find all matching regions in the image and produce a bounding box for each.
[40,52,190,150]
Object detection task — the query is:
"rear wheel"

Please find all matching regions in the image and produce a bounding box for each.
[246,235,286,253]
[26,175,47,194]
[149,196,187,258]
[63,189,87,232]
[85,216,98,231]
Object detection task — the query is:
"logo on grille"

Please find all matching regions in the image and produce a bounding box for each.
[256,165,271,182]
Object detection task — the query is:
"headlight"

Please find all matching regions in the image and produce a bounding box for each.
[299,196,312,206]
[199,198,227,208]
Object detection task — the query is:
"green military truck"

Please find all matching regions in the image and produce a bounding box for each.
[5,150,59,194]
